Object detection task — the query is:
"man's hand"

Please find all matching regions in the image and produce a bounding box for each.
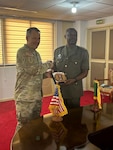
[47,60,53,69]
[65,79,76,85]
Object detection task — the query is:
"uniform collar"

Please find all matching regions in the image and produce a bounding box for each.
[65,45,77,57]
[24,44,35,52]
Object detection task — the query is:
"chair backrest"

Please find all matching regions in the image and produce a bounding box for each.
[94,69,113,85]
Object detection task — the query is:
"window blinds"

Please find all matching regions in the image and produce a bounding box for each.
[0,18,54,65]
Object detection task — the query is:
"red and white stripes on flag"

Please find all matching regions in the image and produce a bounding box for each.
[49,84,68,117]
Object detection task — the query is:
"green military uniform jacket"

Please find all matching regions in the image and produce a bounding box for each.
[53,45,89,98]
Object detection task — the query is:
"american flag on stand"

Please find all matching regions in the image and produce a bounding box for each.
[48,84,68,117]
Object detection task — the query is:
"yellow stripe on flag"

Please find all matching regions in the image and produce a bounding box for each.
[94,80,102,109]
[49,83,68,117]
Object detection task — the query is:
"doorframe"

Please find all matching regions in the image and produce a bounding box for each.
[87,26,112,91]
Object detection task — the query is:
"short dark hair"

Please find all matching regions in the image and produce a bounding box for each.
[66,28,77,36]
[26,27,40,36]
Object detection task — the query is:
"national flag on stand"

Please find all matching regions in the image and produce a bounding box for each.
[48,83,68,117]
[93,80,102,109]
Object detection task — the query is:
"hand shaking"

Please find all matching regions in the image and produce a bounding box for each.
[47,60,53,69]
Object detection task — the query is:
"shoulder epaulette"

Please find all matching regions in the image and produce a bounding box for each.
[55,45,65,51]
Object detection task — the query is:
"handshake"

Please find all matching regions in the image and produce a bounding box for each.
[46,60,53,69]
[44,60,53,78]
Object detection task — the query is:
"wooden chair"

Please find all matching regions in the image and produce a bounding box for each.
[95,68,113,101]
[92,69,113,112]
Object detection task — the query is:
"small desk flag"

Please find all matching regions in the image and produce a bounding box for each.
[48,83,68,117]
[93,80,102,109]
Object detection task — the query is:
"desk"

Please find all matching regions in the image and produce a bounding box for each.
[12,103,113,150]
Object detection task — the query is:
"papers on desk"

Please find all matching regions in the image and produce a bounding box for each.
[100,84,113,89]
[100,83,113,95]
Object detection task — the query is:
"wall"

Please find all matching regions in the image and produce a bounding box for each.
[73,21,88,90]
[55,21,74,48]
[0,21,75,101]
[1,16,113,101]
[0,66,16,101]
[74,16,113,90]
[87,16,113,28]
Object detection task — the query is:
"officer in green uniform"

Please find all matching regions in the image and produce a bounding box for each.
[53,28,89,109]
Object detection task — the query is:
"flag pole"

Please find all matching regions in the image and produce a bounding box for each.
[48,72,68,122]
[51,71,57,84]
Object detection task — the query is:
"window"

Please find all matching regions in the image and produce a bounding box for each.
[31,21,53,62]
[0,18,54,65]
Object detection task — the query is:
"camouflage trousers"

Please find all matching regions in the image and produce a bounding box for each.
[15,100,41,124]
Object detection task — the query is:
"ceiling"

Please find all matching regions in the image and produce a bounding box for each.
[0,0,113,21]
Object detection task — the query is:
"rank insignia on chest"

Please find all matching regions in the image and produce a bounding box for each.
[57,54,62,59]
[75,61,78,64]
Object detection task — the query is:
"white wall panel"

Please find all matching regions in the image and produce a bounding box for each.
[0,66,16,101]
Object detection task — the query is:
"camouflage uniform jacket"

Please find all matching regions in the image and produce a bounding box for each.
[14,44,51,102]
[53,45,89,98]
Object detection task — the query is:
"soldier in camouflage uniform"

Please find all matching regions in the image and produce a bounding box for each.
[53,28,89,109]
[14,27,53,125]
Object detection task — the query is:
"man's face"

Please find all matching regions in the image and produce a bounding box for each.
[65,30,77,45]
[27,30,40,49]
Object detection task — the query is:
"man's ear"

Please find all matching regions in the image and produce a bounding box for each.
[26,36,28,41]
[64,35,66,39]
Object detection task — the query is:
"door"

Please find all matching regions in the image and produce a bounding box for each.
[87,26,113,90]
